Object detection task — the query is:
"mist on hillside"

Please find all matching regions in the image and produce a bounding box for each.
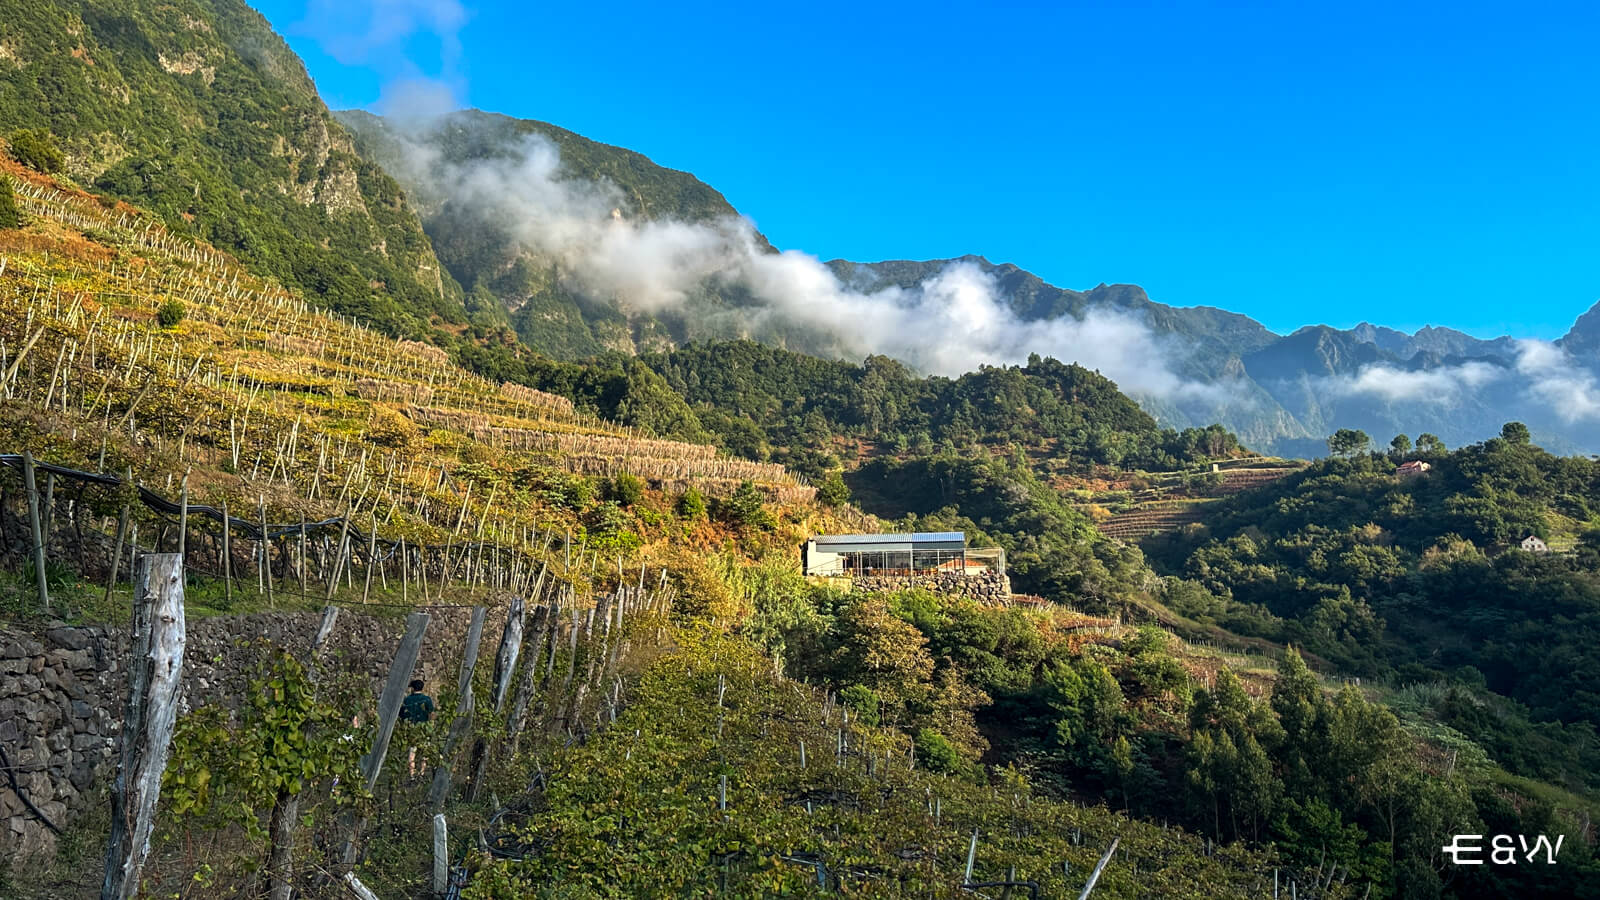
[371,120,1225,403]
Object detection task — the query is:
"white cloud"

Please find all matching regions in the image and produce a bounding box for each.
[1328,361,1504,404]
[395,129,1219,401]
[1514,339,1600,422]
[298,0,467,65]
[295,0,468,109]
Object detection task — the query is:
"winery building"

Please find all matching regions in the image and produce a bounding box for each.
[803,532,1011,601]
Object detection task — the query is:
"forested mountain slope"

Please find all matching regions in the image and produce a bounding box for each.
[0,0,464,335]
[339,104,1600,457]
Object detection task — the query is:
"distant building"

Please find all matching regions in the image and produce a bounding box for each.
[1520,535,1550,554]
[1395,460,1432,478]
[802,532,1005,577]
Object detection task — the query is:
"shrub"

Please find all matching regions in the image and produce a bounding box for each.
[367,405,420,449]
[157,299,186,328]
[676,487,707,520]
[0,177,21,230]
[718,480,774,530]
[8,129,64,174]
[915,728,965,775]
[608,473,645,507]
[838,685,881,726]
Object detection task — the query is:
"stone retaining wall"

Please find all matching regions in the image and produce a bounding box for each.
[0,604,487,862]
[850,569,1011,602]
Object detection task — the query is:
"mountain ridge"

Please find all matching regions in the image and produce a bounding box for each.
[331,105,1600,455]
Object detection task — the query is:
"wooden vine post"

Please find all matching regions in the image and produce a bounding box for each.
[22,451,50,611]
[469,597,525,801]
[428,606,487,812]
[343,611,430,866]
[101,553,187,900]
[219,499,232,607]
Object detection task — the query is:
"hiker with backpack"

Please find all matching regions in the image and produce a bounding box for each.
[400,678,435,778]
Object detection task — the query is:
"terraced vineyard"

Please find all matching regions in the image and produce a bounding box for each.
[0,162,813,564]
[1099,500,1212,540]
[1092,463,1301,541]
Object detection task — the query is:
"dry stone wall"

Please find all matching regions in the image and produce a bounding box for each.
[0,604,489,863]
[850,570,1011,602]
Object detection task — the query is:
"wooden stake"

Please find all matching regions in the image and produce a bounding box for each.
[104,499,129,606]
[326,511,351,600]
[428,607,487,812]
[1077,837,1120,900]
[101,553,186,900]
[361,514,377,605]
[220,499,232,608]
[258,496,272,606]
[22,451,50,612]
[432,814,449,895]
[176,471,190,558]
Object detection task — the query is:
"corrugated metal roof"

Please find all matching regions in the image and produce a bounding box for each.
[811,532,964,546]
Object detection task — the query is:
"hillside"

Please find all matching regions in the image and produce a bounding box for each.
[0,0,466,338]
[337,108,782,360]
[0,156,1303,898]
[1,149,1597,897]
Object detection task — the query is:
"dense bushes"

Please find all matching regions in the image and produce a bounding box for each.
[0,177,21,229]
[7,128,63,173]
[643,341,1245,471]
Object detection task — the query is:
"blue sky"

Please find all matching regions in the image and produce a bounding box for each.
[253,0,1600,340]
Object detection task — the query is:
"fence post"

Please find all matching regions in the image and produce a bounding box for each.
[432,814,449,896]
[343,611,429,866]
[100,553,186,900]
[428,606,487,812]
[22,451,49,611]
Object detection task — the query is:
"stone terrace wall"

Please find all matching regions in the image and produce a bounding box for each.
[850,570,1011,602]
[0,604,488,862]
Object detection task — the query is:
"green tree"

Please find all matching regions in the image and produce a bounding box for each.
[816,470,850,506]
[718,480,774,530]
[1501,421,1532,445]
[1327,429,1372,457]
[0,177,21,230]
[838,684,881,726]
[7,129,64,173]
[1415,432,1445,454]
[1389,434,1411,457]
[157,298,186,328]
[828,596,935,724]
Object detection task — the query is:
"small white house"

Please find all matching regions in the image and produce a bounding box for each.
[1520,535,1550,554]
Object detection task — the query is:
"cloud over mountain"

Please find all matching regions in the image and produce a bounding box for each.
[385,127,1215,400]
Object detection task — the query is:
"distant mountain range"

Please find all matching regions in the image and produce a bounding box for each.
[338,108,1600,457]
